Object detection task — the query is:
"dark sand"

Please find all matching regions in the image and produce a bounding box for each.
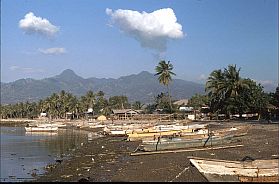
[32,121,278,182]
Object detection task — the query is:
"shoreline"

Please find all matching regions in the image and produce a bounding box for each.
[32,121,278,182]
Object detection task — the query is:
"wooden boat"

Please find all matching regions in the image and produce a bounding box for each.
[188,156,279,182]
[103,124,154,136]
[25,126,58,132]
[127,124,208,141]
[139,133,237,152]
[127,130,186,141]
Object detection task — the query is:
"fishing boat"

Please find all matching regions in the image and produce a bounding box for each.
[24,122,61,132]
[139,133,237,152]
[188,156,279,182]
[24,125,58,132]
[103,123,154,136]
[127,124,208,141]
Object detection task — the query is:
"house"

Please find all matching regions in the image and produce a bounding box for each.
[112,109,140,120]
[174,99,189,106]
[40,112,47,117]
[179,106,194,112]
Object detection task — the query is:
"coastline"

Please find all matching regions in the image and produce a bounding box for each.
[32,121,278,182]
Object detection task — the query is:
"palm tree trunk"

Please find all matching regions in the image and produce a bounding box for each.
[167,85,172,113]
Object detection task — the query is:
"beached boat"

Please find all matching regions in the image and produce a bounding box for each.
[24,122,60,132]
[127,124,208,141]
[103,123,154,136]
[188,156,279,182]
[139,133,237,151]
[24,125,58,132]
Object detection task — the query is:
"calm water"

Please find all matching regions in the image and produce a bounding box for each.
[0,126,99,182]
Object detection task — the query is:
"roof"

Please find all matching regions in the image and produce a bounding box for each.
[97,115,107,121]
[112,109,140,114]
[174,99,189,106]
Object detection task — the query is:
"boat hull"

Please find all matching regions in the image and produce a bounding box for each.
[25,126,58,132]
[188,157,279,182]
[140,134,236,151]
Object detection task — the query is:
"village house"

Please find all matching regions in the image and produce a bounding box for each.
[112,109,140,120]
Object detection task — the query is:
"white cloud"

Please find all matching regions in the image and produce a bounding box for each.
[198,74,208,80]
[9,65,44,74]
[254,79,275,86]
[106,8,184,52]
[38,47,66,55]
[19,12,59,37]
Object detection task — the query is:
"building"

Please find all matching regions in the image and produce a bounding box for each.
[112,109,140,120]
[173,99,189,106]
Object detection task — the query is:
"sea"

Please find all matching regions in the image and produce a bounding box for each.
[0,126,99,182]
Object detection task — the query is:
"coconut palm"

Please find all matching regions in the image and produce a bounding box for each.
[155,60,176,112]
[206,65,250,119]
[223,65,249,98]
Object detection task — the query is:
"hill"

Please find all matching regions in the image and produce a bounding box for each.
[1,69,205,104]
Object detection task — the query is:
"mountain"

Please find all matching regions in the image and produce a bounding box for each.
[1,70,205,104]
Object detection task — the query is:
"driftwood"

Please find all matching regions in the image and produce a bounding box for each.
[130,144,243,156]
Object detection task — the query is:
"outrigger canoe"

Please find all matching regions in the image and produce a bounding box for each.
[188,156,279,182]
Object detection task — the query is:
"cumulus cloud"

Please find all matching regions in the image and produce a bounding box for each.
[253,79,275,86]
[9,65,44,73]
[38,47,66,55]
[19,12,59,37]
[198,74,208,81]
[106,8,184,52]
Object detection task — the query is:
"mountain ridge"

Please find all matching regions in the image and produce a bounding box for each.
[1,69,205,104]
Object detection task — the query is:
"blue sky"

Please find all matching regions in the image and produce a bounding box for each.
[1,0,278,90]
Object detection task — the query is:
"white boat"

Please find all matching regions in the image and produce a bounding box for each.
[25,123,58,132]
[25,126,58,132]
[188,156,279,182]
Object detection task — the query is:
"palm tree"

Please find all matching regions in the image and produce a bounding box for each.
[132,101,144,110]
[205,69,226,118]
[206,65,250,119]
[155,60,176,112]
[223,65,249,98]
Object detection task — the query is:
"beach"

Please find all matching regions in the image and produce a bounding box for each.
[26,120,279,182]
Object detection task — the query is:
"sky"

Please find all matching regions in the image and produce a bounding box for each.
[1,0,278,90]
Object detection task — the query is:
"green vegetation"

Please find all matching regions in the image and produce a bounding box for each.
[1,64,277,120]
[204,65,276,120]
[0,90,132,119]
[155,60,176,113]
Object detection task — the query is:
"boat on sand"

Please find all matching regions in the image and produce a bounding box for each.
[188,156,279,182]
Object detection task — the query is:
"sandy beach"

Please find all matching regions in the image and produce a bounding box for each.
[20,120,278,182]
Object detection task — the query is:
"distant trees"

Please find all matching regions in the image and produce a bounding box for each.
[132,101,144,110]
[1,64,276,120]
[155,60,176,113]
[0,91,134,119]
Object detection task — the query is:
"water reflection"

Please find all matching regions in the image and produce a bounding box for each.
[0,127,96,182]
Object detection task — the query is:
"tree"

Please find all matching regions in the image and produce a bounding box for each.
[155,60,176,113]
[274,85,279,108]
[154,92,171,113]
[188,94,208,120]
[206,65,251,119]
[109,95,130,109]
[95,91,109,115]
[132,101,144,110]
